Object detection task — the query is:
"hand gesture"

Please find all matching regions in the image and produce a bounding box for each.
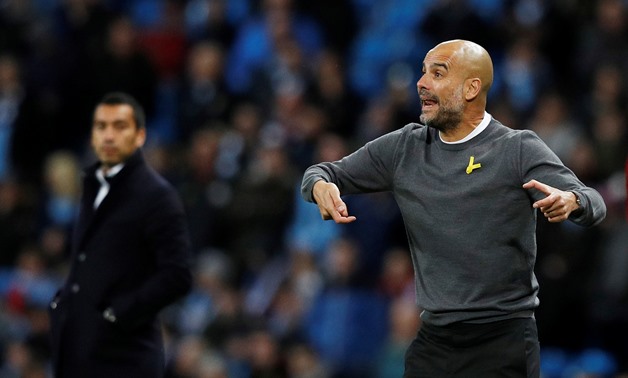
[312,180,357,223]
[523,179,580,223]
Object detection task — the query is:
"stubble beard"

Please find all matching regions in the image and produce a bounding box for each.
[420,88,464,133]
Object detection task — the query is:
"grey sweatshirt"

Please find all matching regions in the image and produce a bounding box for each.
[301,117,607,326]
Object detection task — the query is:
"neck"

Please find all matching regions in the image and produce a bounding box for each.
[439,109,486,142]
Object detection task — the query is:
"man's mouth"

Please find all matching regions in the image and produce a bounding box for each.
[419,88,437,107]
[421,98,438,110]
[101,146,117,154]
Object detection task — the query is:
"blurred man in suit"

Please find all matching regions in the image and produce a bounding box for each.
[49,92,192,377]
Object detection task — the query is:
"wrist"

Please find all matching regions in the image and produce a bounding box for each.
[571,192,584,216]
[312,179,328,203]
[572,192,581,208]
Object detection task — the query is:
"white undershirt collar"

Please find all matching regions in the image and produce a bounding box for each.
[94,164,124,209]
[439,112,491,144]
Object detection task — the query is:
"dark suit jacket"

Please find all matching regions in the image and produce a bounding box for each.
[49,150,192,378]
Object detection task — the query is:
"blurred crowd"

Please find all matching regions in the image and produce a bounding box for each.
[0,0,627,377]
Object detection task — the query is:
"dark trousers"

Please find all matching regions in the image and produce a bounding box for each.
[404,317,540,378]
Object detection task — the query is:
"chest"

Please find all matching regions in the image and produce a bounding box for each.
[392,142,530,223]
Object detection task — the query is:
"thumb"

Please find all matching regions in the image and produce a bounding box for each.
[332,198,348,216]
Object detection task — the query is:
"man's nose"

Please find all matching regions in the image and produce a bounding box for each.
[102,126,117,139]
[416,75,427,92]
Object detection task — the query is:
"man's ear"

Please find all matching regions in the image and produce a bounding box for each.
[465,78,481,101]
[136,127,147,148]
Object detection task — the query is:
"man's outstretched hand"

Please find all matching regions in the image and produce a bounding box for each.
[523,179,580,222]
[312,180,357,223]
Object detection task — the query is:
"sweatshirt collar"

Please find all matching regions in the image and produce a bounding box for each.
[439,112,492,145]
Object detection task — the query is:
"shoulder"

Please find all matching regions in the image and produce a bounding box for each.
[127,151,175,189]
[359,124,427,158]
[403,122,429,137]
[142,166,178,196]
[487,119,541,144]
[124,156,178,198]
[134,167,185,216]
[372,123,430,145]
[486,120,558,164]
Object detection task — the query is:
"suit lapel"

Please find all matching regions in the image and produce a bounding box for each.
[74,172,99,251]
[74,151,144,250]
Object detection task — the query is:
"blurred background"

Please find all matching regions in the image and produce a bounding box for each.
[0,0,627,377]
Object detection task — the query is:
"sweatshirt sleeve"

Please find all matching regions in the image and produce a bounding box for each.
[301,127,404,203]
[519,130,606,227]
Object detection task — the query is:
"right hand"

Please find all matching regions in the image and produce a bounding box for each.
[312,180,357,223]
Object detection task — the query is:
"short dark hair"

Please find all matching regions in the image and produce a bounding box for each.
[96,92,146,129]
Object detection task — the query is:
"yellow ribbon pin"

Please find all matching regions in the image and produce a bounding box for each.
[466,156,481,174]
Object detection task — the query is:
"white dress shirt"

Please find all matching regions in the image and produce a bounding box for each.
[93,164,124,209]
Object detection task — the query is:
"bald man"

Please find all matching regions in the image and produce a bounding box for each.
[301,40,606,377]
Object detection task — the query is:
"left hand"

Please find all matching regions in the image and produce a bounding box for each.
[523,179,580,223]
